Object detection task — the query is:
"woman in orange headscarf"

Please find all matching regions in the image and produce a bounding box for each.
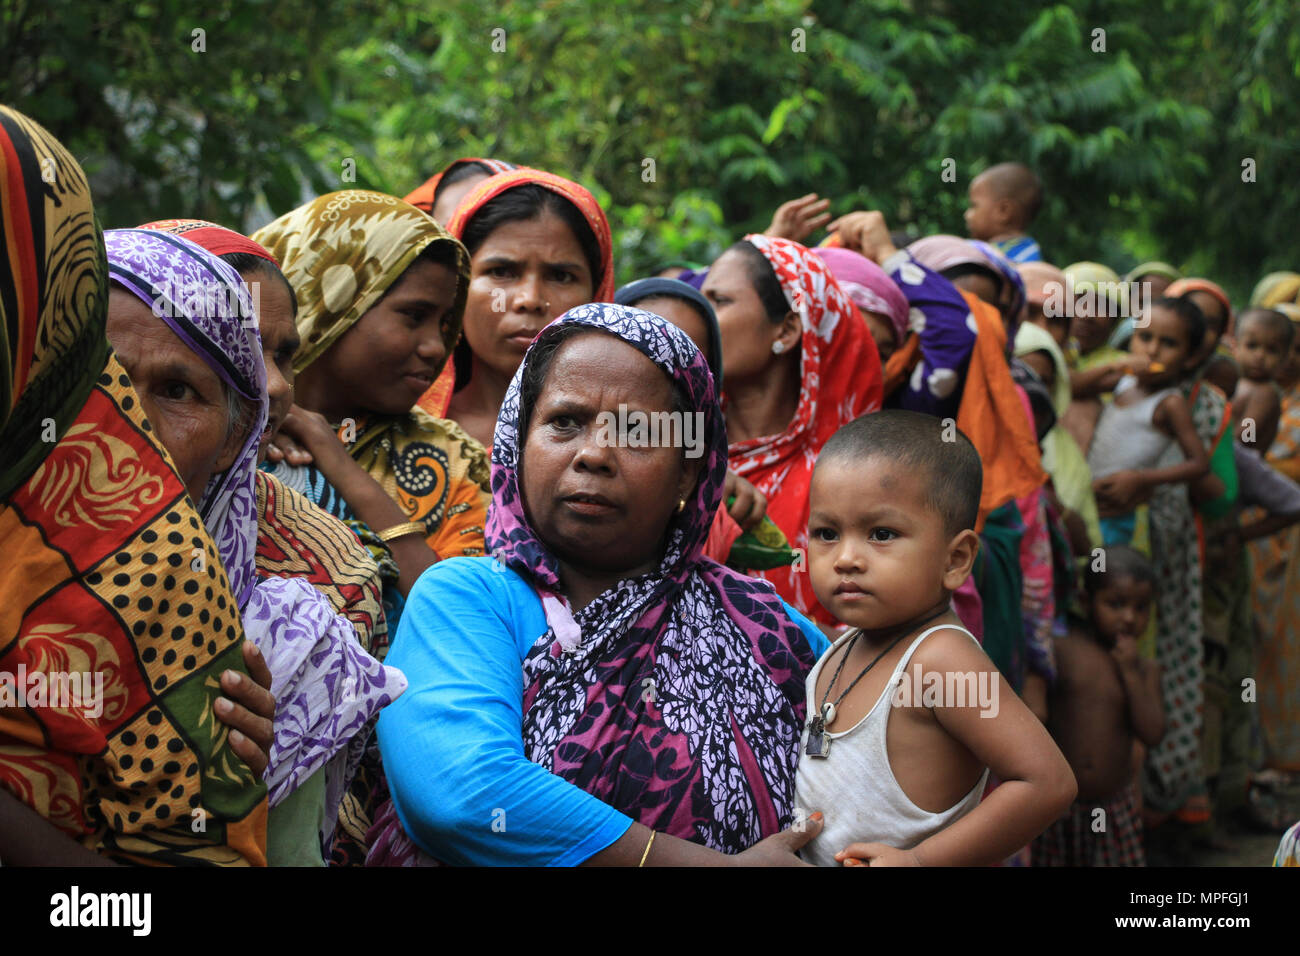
[415,168,615,449]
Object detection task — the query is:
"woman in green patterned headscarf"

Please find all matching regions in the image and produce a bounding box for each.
[255,191,491,605]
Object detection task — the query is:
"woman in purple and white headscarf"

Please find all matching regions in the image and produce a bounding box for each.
[103,228,406,865]
[908,234,1026,343]
[369,302,830,865]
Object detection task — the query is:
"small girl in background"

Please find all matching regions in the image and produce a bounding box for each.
[1033,546,1164,866]
[1087,296,1211,546]
[1232,306,1295,456]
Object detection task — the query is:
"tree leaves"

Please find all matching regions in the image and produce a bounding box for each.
[3,0,1294,297]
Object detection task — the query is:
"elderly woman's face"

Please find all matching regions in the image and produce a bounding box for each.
[106,289,246,502]
[521,332,700,579]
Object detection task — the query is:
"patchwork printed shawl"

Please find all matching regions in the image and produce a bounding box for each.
[0,105,266,864]
[492,302,818,852]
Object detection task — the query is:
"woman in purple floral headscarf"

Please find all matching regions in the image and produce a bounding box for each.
[370,302,829,865]
[103,229,406,864]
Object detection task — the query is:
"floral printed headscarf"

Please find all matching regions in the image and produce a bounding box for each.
[253,190,469,374]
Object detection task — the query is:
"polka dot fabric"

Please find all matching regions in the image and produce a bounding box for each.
[2,357,268,865]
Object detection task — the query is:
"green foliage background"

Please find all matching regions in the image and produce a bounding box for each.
[5,0,1297,299]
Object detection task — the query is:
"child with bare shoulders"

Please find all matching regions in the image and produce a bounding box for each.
[1232,307,1295,455]
[1033,546,1164,866]
[793,410,1076,867]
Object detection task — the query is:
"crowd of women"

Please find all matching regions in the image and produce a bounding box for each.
[2,103,1297,866]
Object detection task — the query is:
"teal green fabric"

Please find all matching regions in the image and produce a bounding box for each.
[1198,426,1239,520]
[267,766,328,867]
[977,502,1027,692]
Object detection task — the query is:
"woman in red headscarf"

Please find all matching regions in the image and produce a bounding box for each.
[703,235,883,623]
[416,168,615,449]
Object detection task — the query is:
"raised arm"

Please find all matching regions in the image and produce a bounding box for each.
[1070,360,1133,400]
[1150,391,1212,485]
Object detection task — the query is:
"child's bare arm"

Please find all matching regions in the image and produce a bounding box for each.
[1070,360,1133,399]
[1093,393,1209,511]
[1112,635,1164,746]
[1237,387,1281,454]
[838,631,1075,866]
[1158,391,1212,478]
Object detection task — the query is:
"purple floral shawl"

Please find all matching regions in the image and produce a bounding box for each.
[105,229,405,807]
[491,302,817,852]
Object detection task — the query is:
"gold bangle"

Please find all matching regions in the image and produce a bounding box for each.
[376,520,425,543]
[638,830,656,867]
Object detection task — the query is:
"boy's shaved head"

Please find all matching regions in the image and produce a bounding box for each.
[1237,306,1296,348]
[977,162,1043,225]
[817,410,983,536]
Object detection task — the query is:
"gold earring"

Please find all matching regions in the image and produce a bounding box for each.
[676,498,686,514]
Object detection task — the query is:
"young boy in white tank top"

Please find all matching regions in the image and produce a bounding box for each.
[795,410,1077,866]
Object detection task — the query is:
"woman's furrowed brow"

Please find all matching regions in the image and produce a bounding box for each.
[537,394,594,416]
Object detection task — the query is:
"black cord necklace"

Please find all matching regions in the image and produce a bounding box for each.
[804,604,950,760]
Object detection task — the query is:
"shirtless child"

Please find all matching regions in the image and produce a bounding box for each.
[794,410,1076,866]
[1232,306,1295,456]
[1032,546,1165,866]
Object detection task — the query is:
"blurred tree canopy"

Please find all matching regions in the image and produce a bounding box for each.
[4,0,1297,299]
